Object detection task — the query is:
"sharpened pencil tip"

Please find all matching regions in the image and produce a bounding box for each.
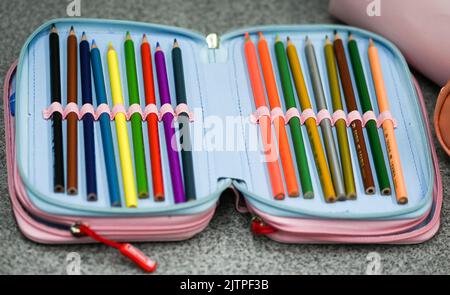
[126,31,132,40]
[275,35,281,42]
[369,38,374,46]
[142,34,148,43]
[173,38,179,48]
[82,32,87,41]
[156,42,161,51]
[348,33,354,41]
[91,39,96,48]
[70,26,74,33]
[258,32,264,40]
[108,42,114,51]
[51,24,58,33]
[244,32,250,41]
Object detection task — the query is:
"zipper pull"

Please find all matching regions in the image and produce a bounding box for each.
[70,223,157,273]
[251,216,277,235]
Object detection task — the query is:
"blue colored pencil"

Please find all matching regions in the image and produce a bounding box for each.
[79,33,98,201]
[90,39,122,207]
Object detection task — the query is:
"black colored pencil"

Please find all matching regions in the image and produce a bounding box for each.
[172,39,196,201]
[49,24,65,193]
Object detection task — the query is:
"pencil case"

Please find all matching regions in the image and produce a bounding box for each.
[4,18,442,272]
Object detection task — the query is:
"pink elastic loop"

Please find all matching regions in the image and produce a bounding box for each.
[250,106,270,124]
[362,110,377,127]
[346,110,363,127]
[42,102,64,120]
[159,103,175,120]
[332,110,347,125]
[127,104,143,120]
[317,109,332,125]
[377,111,398,128]
[285,107,301,124]
[64,102,80,119]
[111,104,127,119]
[300,108,317,125]
[144,104,159,120]
[270,107,285,123]
[95,104,111,120]
[175,103,194,122]
[80,104,95,120]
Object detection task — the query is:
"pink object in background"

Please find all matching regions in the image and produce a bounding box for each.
[329,0,450,87]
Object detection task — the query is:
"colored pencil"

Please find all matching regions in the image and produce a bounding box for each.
[348,34,391,195]
[107,43,138,208]
[286,37,336,202]
[154,43,186,204]
[49,25,65,193]
[141,34,165,201]
[258,33,299,197]
[91,40,122,207]
[124,32,149,199]
[244,33,285,200]
[304,36,346,201]
[324,36,357,200]
[79,33,98,201]
[66,26,78,195]
[368,38,407,204]
[333,32,376,194]
[172,39,197,201]
[273,35,314,199]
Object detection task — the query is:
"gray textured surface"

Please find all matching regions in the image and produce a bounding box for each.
[0,0,448,275]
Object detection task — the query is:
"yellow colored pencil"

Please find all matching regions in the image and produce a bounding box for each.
[286,37,336,203]
[368,39,407,205]
[107,43,138,208]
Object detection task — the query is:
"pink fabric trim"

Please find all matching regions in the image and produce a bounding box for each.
[42,102,194,122]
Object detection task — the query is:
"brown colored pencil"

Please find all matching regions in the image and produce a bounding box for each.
[333,32,375,194]
[66,26,78,194]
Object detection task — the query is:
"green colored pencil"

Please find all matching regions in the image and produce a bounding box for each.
[124,32,149,198]
[274,36,314,199]
[348,34,391,195]
[324,36,356,199]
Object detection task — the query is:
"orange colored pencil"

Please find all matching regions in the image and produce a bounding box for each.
[244,33,285,200]
[368,39,407,204]
[257,32,299,197]
[141,34,165,201]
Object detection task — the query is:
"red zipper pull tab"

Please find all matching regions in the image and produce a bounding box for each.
[71,223,157,273]
[251,216,277,235]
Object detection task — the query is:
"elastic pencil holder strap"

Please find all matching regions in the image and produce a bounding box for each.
[159,103,176,120]
[270,107,285,123]
[175,103,194,122]
[362,110,377,127]
[284,107,301,124]
[316,109,333,125]
[42,102,195,122]
[143,103,159,119]
[332,110,347,125]
[346,110,363,127]
[111,104,128,119]
[299,108,317,125]
[376,110,397,128]
[250,106,271,124]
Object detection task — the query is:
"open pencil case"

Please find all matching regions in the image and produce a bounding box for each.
[4,18,442,272]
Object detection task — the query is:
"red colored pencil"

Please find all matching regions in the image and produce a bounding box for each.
[141,34,165,201]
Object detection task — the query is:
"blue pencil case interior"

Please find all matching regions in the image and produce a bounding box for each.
[12,18,435,223]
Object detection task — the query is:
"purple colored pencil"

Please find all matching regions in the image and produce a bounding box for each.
[154,43,186,203]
